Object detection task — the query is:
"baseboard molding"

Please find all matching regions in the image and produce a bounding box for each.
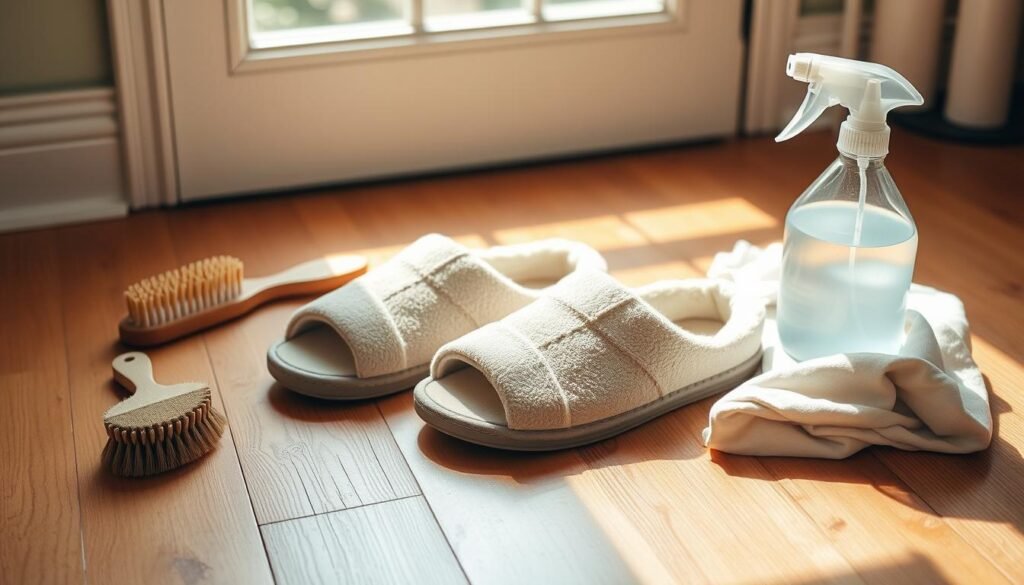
[0,88,128,233]
[0,194,128,233]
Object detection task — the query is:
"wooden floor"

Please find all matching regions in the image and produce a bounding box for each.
[2,128,1022,584]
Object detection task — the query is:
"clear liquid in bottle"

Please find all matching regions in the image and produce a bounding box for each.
[778,200,917,360]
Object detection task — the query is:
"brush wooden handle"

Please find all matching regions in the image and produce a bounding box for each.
[239,256,365,301]
[112,352,155,396]
[119,254,367,347]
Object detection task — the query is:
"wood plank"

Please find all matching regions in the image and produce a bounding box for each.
[262,496,466,585]
[870,163,1024,581]
[737,129,1024,581]
[653,131,1024,582]
[755,452,1010,584]
[379,393,640,585]
[4,126,1022,584]
[163,198,419,524]
[370,132,1020,584]
[54,215,273,584]
[0,230,84,584]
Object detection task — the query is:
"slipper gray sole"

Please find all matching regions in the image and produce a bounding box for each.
[413,349,763,450]
[267,337,428,400]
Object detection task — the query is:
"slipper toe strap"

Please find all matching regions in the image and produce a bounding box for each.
[284,233,537,379]
[433,322,570,430]
[431,271,666,430]
[432,270,766,431]
[286,279,407,378]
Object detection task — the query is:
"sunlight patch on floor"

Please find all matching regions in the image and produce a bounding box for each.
[971,335,1024,381]
[624,197,778,243]
[490,198,778,256]
[563,467,678,583]
[491,215,650,252]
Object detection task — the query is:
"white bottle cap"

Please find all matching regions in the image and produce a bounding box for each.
[837,79,890,158]
[837,120,890,158]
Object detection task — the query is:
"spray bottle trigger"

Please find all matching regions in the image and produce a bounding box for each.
[775,86,837,143]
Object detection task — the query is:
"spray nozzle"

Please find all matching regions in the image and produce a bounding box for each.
[775,53,923,157]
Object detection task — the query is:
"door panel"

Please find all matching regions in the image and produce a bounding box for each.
[162,1,744,201]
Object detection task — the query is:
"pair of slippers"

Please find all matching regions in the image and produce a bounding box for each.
[268,234,766,450]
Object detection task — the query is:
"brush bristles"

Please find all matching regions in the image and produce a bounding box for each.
[101,398,227,477]
[125,256,244,327]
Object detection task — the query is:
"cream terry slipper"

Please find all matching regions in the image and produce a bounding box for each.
[413,270,766,450]
[267,234,606,399]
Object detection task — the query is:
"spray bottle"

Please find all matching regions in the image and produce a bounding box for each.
[775,53,924,360]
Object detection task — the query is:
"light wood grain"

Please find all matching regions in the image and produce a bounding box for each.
[738,131,1024,582]
[3,127,1022,584]
[371,129,1022,584]
[262,496,466,585]
[0,230,84,584]
[54,215,273,584]
[379,392,638,584]
[164,198,419,524]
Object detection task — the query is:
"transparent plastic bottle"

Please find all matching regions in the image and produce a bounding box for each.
[777,152,918,360]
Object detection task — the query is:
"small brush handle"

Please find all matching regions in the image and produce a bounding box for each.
[112,352,155,396]
[241,256,366,299]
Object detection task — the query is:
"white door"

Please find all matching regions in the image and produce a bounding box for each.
[160,0,745,201]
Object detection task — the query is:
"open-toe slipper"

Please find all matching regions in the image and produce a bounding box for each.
[414,269,766,450]
[268,234,606,400]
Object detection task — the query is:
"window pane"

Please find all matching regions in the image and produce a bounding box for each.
[424,0,532,32]
[251,0,404,33]
[426,0,523,17]
[543,0,664,21]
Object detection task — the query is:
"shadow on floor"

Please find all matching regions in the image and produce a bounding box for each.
[710,375,1022,535]
[768,552,954,585]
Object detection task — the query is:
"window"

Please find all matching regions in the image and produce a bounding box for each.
[249,0,668,49]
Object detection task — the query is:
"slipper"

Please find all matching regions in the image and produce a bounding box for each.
[267,234,606,399]
[413,270,766,450]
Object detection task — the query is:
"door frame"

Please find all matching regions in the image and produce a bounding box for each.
[107,0,178,208]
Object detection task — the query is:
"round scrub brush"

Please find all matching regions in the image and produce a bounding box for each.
[102,352,226,477]
[119,253,367,346]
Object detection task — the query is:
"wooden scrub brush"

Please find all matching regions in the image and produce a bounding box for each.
[102,352,226,477]
[119,254,367,346]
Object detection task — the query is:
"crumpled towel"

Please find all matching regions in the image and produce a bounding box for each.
[702,241,992,458]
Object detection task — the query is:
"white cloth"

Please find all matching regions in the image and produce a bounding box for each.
[702,241,992,458]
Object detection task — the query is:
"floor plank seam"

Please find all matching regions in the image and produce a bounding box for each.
[373,401,473,585]
[192,298,277,582]
[334,452,363,508]
[293,457,317,514]
[54,231,90,585]
[256,492,424,528]
[256,523,282,585]
[358,420,399,500]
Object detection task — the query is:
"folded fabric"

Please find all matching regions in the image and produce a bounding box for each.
[702,241,992,458]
